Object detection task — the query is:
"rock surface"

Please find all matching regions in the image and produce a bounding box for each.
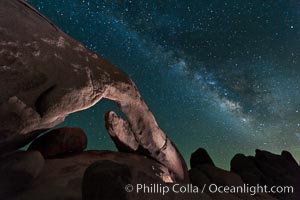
[82,159,211,200]
[9,150,174,200]
[0,150,44,198]
[0,0,188,182]
[82,160,161,200]
[231,149,300,199]
[28,127,87,158]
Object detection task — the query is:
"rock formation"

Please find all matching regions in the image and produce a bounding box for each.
[231,149,300,199]
[0,0,187,182]
[189,148,277,200]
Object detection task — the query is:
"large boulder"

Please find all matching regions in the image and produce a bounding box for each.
[28,127,87,158]
[0,0,188,182]
[0,150,44,198]
[231,149,300,199]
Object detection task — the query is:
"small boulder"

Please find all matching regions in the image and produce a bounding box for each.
[28,127,87,158]
[190,148,215,168]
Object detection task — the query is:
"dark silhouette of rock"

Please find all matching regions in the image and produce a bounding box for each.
[0,150,44,198]
[190,165,244,187]
[0,0,188,182]
[189,149,277,200]
[189,165,269,200]
[231,149,300,199]
[28,127,87,158]
[190,148,215,168]
[231,154,265,185]
[281,150,299,166]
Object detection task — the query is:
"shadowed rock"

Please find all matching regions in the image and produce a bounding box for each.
[0,0,188,182]
[231,149,300,199]
[82,160,162,200]
[10,151,174,200]
[83,159,211,200]
[189,148,277,200]
[231,153,265,185]
[0,150,44,198]
[28,127,87,158]
[281,150,299,166]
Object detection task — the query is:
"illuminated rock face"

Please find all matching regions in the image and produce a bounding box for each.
[0,0,188,182]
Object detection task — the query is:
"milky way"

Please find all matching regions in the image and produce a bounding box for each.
[28,0,300,168]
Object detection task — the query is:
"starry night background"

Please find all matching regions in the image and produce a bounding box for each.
[27,0,300,168]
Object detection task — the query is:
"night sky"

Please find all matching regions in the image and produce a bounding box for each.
[28,0,300,168]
